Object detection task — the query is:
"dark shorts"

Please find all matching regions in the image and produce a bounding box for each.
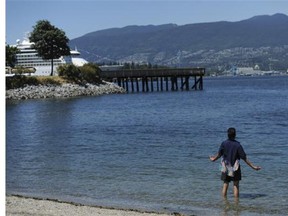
[221,167,242,183]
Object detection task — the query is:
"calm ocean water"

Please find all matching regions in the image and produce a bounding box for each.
[6,76,288,215]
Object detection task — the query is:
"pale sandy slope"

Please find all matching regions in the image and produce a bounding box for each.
[6,195,178,216]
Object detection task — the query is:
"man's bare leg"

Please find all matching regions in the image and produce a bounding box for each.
[233,181,239,198]
[222,182,229,197]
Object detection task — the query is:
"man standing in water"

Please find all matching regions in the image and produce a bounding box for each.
[210,128,261,198]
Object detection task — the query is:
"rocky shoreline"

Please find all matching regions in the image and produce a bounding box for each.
[6,81,126,100]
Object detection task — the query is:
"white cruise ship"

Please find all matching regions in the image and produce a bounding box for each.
[10,36,88,76]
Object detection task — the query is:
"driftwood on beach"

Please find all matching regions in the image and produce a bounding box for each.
[6,81,126,100]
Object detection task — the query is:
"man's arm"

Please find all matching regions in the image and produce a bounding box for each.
[243,158,261,170]
[209,153,221,162]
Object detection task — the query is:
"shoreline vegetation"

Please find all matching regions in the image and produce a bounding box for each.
[6,76,126,100]
[6,195,176,216]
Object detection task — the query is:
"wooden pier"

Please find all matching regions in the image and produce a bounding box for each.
[100,68,205,92]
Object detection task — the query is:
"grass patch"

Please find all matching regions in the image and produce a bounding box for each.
[6,76,77,90]
[35,76,73,85]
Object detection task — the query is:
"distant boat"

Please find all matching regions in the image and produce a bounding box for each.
[9,35,88,76]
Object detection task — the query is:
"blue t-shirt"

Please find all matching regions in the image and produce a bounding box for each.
[218,139,247,166]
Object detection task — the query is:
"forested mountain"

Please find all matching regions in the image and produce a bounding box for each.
[70,13,288,71]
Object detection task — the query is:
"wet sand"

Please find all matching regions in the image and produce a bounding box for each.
[6,195,180,216]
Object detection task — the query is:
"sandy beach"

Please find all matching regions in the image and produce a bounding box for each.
[6,195,179,216]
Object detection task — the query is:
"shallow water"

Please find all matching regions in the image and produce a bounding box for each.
[6,76,288,215]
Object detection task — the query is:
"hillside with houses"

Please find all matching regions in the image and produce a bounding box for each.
[70,13,288,73]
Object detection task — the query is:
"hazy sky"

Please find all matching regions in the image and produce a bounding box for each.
[5,0,288,44]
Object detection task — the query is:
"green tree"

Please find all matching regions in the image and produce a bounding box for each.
[6,45,19,67]
[29,20,70,76]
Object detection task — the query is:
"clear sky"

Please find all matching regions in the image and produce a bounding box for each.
[4,0,288,45]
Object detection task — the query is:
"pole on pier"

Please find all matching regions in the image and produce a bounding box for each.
[185,76,189,90]
[125,78,129,92]
[136,78,139,92]
[145,77,149,92]
[117,78,121,87]
[165,77,169,91]
[142,77,145,92]
[131,78,134,92]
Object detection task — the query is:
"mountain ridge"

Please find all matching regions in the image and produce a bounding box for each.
[70,13,288,71]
